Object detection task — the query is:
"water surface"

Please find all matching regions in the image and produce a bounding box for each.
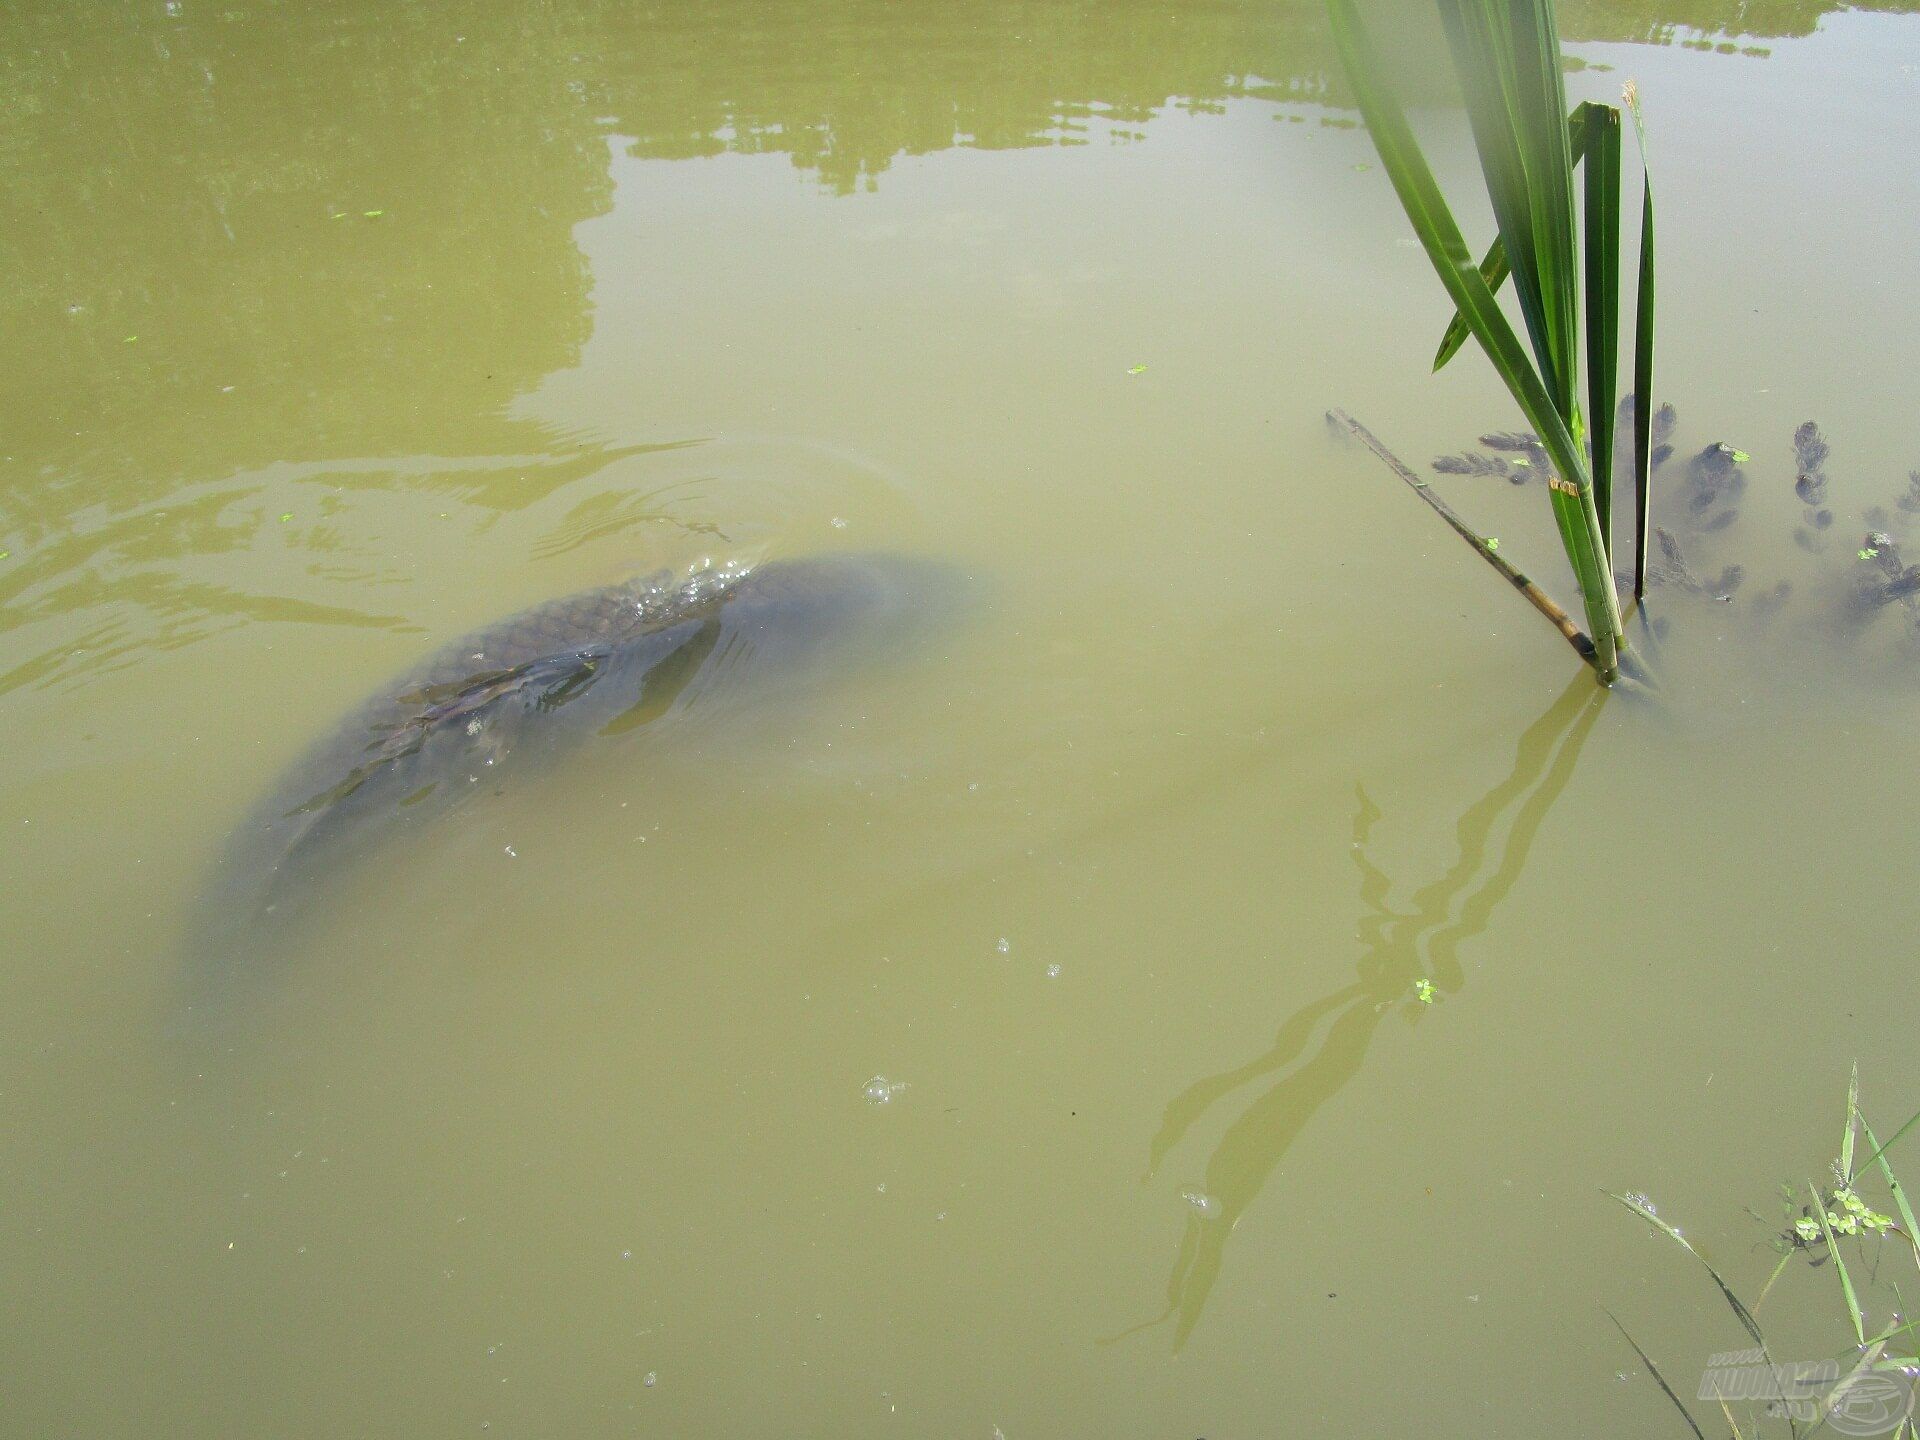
[5,1,1920,1434]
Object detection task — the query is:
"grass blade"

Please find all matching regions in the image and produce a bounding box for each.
[1810,1180,1867,1346]
[1854,1111,1920,1275]
[1606,1309,1707,1439]
[1756,1247,1795,1310]
[1582,104,1622,552]
[1502,0,1583,417]
[1432,101,1600,373]
[1843,1063,1862,1179]
[1852,1104,1920,1192]
[1610,1190,1771,1351]
[1433,238,1510,372]
[1436,1,1556,394]
[1627,82,1657,600]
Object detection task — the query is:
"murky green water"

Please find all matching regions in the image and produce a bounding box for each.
[6,2,1920,1434]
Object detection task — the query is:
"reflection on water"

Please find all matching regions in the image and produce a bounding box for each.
[1124,673,1604,1348]
[1563,0,1920,42]
[3,0,1913,703]
[2,0,1903,475]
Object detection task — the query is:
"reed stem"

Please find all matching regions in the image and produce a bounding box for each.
[1329,409,1600,671]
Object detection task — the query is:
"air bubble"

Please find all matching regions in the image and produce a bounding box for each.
[864,1075,907,1106]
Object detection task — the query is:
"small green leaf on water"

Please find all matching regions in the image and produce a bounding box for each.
[0,550,10,560]
[1728,449,1750,463]
[279,512,294,523]
[1485,537,1500,551]
[1860,548,1880,560]
[1126,364,1148,375]
[1414,978,1436,1004]
[363,209,385,218]
[1352,162,1372,171]
[123,334,138,343]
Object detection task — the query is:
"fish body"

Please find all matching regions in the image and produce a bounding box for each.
[190,551,959,982]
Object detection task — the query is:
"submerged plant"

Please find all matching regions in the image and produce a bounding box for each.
[1325,0,1657,684]
[1435,406,1920,663]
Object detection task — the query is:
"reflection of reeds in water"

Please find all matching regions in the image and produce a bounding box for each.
[1112,671,1604,1350]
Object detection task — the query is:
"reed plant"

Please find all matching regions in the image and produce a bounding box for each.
[1325,0,1656,684]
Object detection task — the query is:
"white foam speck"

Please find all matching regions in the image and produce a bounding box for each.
[1181,1189,1222,1219]
[863,1075,907,1106]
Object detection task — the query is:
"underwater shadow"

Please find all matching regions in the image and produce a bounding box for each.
[1112,670,1606,1350]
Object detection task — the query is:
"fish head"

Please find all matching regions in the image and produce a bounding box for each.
[718,551,973,662]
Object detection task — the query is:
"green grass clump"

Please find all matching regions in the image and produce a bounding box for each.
[1612,1068,1920,1437]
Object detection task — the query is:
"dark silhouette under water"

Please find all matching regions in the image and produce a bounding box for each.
[187,551,962,1000]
